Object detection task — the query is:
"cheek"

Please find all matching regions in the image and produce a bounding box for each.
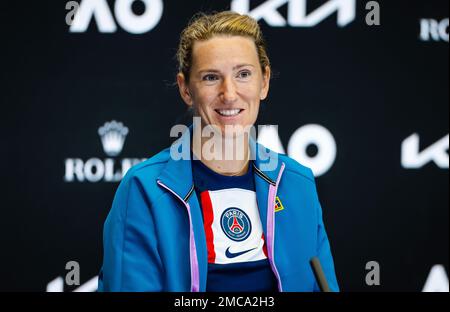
[192,90,214,112]
[240,84,262,105]
[193,88,217,109]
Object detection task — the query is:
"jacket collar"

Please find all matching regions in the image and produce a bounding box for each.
[157,123,283,200]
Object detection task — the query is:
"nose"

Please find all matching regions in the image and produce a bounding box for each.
[220,77,237,104]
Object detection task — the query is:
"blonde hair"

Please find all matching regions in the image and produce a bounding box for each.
[176,11,270,82]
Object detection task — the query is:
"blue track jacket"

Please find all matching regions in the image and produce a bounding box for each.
[97,125,339,292]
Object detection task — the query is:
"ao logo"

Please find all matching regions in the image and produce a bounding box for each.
[68,0,163,34]
[257,124,336,177]
[231,0,356,27]
[419,18,449,42]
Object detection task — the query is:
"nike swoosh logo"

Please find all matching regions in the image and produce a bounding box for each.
[225,246,257,258]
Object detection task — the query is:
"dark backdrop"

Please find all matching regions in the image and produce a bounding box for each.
[1,0,448,291]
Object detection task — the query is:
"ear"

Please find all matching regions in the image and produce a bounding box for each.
[177,72,193,107]
[260,66,271,100]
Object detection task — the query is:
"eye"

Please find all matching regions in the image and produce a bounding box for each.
[237,70,252,79]
[202,74,219,82]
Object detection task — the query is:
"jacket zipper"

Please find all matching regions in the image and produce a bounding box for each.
[266,162,285,292]
[156,180,200,292]
[157,161,285,292]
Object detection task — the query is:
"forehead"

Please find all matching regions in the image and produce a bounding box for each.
[191,35,259,69]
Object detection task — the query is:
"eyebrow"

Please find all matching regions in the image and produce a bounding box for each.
[197,64,255,74]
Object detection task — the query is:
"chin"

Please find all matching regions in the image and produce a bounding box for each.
[221,124,253,138]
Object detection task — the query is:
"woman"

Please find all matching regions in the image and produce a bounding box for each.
[98,11,339,292]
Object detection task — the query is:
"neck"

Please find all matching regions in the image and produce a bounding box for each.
[192,124,250,176]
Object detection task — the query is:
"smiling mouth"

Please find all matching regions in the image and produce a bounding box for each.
[214,108,244,117]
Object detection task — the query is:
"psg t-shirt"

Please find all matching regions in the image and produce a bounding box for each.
[191,158,278,292]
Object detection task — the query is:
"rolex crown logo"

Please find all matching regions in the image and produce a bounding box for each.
[98,120,129,157]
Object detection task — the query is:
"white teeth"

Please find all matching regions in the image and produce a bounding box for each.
[217,109,241,116]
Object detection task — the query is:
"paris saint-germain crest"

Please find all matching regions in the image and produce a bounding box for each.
[220,207,252,241]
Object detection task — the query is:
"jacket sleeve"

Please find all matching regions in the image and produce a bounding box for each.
[312,191,340,292]
[97,173,164,291]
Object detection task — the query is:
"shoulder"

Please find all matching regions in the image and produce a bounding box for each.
[123,147,171,182]
[275,152,316,185]
[110,147,172,205]
[109,147,172,215]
